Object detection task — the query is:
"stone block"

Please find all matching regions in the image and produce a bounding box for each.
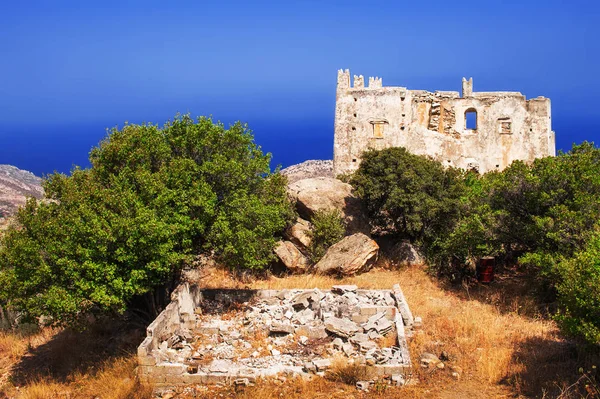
[359,305,378,316]
[156,363,186,375]
[138,356,157,366]
[351,314,369,324]
[383,364,406,375]
[182,372,206,384]
[163,374,186,385]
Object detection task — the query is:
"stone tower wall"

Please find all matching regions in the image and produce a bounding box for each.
[333,70,555,175]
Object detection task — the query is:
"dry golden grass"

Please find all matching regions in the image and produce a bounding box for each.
[188,263,599,398]
[1,263,598,399]
[0,321,152,399]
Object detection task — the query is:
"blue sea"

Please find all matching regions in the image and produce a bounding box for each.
[0,116,596,178]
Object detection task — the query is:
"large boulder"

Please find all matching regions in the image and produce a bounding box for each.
[274,241,310,274]
[388,240,423,267]
[314,233,379,276]
[284,217,312,251]
[287,177,369,235]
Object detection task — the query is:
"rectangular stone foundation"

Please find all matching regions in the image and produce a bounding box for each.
[137,284,416,388]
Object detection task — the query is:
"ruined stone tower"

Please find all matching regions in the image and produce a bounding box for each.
[333,69,556,175]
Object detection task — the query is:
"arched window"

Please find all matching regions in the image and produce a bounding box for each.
[465,108,477,130]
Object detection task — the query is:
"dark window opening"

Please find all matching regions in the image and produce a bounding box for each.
[465,109,477,130]
[496,164,500,168]
[351,127,356,131]
[401,97,405,101]
[402,113,406,117]
[353,113,357,117]
[352,159,357,162]
[354,97,357,102]
[401,126,405,130]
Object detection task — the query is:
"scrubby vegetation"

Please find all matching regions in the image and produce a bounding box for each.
[308,209,345,262]
[1,116,600,397]
[351,143,600,345]
[0,115,294,326]
[350,147,466,247]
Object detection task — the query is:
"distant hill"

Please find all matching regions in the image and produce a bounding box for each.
[0,165,44,219]
[280,160,333,183]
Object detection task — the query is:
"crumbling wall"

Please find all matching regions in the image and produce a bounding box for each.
[137,284,416,388]
[333,70,556,175]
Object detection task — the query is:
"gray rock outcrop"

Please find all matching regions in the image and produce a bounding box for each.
[388,240,423,267]
[284,218,312,251]
[280,160,333,183]
[287,177,369,235]
[0,165,43,221]
[314,233,379,276]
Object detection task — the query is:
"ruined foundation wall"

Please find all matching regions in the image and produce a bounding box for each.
[138,285,416,388]
[333,70,556,175]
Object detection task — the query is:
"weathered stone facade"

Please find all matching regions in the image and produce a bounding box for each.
[333,69,556,175]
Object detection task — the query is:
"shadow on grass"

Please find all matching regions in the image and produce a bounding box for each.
[442,266,558,319]
[10,317,144,385]
[501,335,600,398]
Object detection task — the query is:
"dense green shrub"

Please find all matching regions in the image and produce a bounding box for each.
[349,143,600,344]
[555,231,600,344]
[350,147,466,250]
[0,115,294,325]
[308,210,345,262]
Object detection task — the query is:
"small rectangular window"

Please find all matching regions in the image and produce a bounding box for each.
[369,119,388,139]
[373,123,384,138]
[498,117,512,134]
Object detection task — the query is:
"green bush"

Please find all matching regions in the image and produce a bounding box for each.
[308,209,345,262]
[555,231,600,344]
[350,147,466,250]
[0,115,294,326]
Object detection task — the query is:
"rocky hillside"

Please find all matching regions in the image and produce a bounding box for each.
[0,165,44,218]
[280,160,333,183]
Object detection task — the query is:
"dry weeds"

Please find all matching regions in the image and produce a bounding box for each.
[1,263,598,398]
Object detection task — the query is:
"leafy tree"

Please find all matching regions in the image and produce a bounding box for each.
[308,210,345,262]
[0,115,294,325]
[350,147,466,249]
[555,230,600,344]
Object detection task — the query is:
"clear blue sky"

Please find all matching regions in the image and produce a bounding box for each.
[1,0,599,176]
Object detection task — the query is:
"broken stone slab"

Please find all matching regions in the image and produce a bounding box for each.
[392,284,414,328]
[331,285,358,295]
[291,289,324,310]
[391,374,406,387]
[270,322,295,335]
[234,378,251,387]
[295,325,328,339]
[274,241,311,274]
[374,318,394,335]
[293,308,315,325]
[349,333,369,345]
[209,359,233,373]
[312,358,332,371]
[303,361,317,373]
[420,352,441,368]
[314,233,379,276]
[356,380,370,391]
[359,341,377,353]
[332,337,344,349]
[342,342,356,356]
[324,317,361,338]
